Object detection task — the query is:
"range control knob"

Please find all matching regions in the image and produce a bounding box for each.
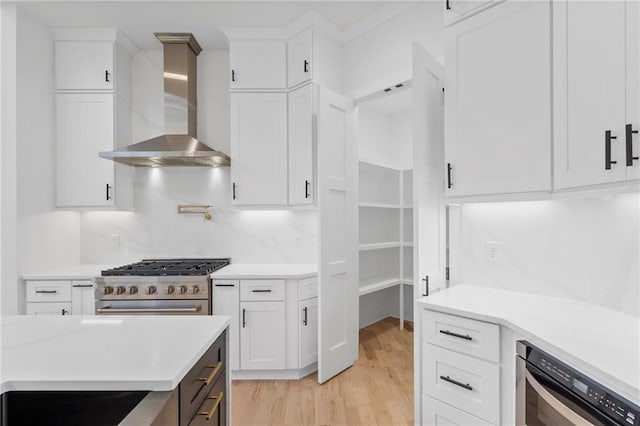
[115,286,126,295]
[191,285,200,295]
[145,285,157,295]
[178,285,188,295]
[166,285,175,295]
[128,286,138,295]
[103,286,114,295]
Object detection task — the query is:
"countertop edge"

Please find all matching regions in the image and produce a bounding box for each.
[417,298,640,404]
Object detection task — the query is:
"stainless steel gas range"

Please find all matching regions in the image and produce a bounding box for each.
[95,258,230,316]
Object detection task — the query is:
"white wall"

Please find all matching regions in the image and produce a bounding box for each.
[450,193,640,317]
[357,102,412,170]
[342,2,443,99]
[79,48,317,265]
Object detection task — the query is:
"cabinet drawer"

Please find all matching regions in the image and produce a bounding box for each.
[422,393,494,425]
[423,344,500,424]
[26,281,72,302]
[240,280,285,301]
[422,310,500,362]
[180,331,226,425]
[298,277,317,300]
[188,373,226,426]
[26,302,72,315]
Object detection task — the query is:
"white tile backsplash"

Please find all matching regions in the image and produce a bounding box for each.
[450,192,640,317]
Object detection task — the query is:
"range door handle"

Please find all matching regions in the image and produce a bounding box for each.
[525,370,593,424]
[97,306,201,314]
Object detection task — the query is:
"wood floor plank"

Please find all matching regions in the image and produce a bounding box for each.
[231,317,413,425]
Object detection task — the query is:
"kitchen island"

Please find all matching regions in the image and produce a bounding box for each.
[1,315,230,425]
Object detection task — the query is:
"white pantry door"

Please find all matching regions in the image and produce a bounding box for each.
[412,42,445,423]
[317,87,358,384]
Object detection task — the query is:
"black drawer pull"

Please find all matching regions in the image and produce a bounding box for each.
[72,284,93,288]
[626,124,639,166]
[440,375,473,391]
[214,284,236,287]
[251,289,272,293]
[439,329,472,341]
[36,290,58,294]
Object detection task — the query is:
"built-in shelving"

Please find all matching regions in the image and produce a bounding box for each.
[357,161,413,328]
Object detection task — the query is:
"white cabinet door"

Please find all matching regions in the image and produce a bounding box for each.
[230,93,288,206]
[55,41,114,91]
[553,0,628,189]
[626,1,640,181]
[240,301,286,370]
[213,281,240,371]
[26,302,72,316]
[56,93,115,207]
[229,40,286,90]
[288,84,315,205]
[422,394,493,426]
[299,297,318,368]
[71,281,95,315]
[288,29,312,88]
[444,1,551,197]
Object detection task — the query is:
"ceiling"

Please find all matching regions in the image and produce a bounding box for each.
[17,1,418,50]
[360,87,412,116]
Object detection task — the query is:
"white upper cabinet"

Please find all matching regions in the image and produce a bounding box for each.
[553,0,640,189]
[55,41,114,91]
[444,1,552,197]
[288,84,315,205]
[288,29,313,88]
[56,93,117,207]
[229,40,287,90]
[230,92,288,206]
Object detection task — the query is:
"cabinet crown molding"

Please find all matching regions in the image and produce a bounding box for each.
[51,27,139,55]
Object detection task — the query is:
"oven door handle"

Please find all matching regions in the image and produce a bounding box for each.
[97,306,201,314]
[525,370,595,425]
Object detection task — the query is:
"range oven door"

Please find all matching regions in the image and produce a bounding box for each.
[516,355,614,425]
[96,299,210,315]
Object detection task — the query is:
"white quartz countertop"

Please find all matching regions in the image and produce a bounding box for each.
[211,263,317,279]
[0,315,229,393]
[21,264,115,280]
[418,285,640,404]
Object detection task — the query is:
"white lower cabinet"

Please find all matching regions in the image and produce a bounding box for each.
[299,297,318,368]
[422,394,493,426]
[240,300,286,370]
[25,280,94,315]
[420,309,501,425]
[212,276,318,378]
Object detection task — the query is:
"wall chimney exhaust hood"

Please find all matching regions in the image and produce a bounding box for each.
[100,33,230,167]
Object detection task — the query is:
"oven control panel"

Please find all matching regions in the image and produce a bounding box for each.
[527,346,639,426]
[94,277,209,300]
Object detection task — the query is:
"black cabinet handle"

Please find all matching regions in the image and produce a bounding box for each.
[106,184,112,201]
[231,69,236,82]
[251,289,272,293]
[61,309,69,315]
[72,284,93,288]
[36,290,57,294]
[303,306,308,326]
[605,130,618,170]
[447,163,453,189]
[105,70,110,82]
[214,284,236,287]
[440,375,473,391]
[242,308,246,328]
[232,182,236,200]
[305,180,310,199]
[304,60,309,73]
[422,276,429,297]
[626,124,639,166]
[446,0,451,10]
[439,329,473,341]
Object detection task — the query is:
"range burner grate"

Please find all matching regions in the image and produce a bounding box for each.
[101,258,230,276]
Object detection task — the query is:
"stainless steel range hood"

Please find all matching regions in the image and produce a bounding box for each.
[100,33,230,167]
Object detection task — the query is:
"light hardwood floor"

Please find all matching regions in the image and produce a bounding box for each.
[232,317,414,426]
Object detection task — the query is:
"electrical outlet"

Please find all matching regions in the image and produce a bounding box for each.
[486,241,501,263]
[111,235,121,249]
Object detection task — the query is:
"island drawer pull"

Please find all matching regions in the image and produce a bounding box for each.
[439,329,472,341]
[440,375,473,391]
[35,290,58,294]
[197,362,223,386]
[199,391,224,421]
